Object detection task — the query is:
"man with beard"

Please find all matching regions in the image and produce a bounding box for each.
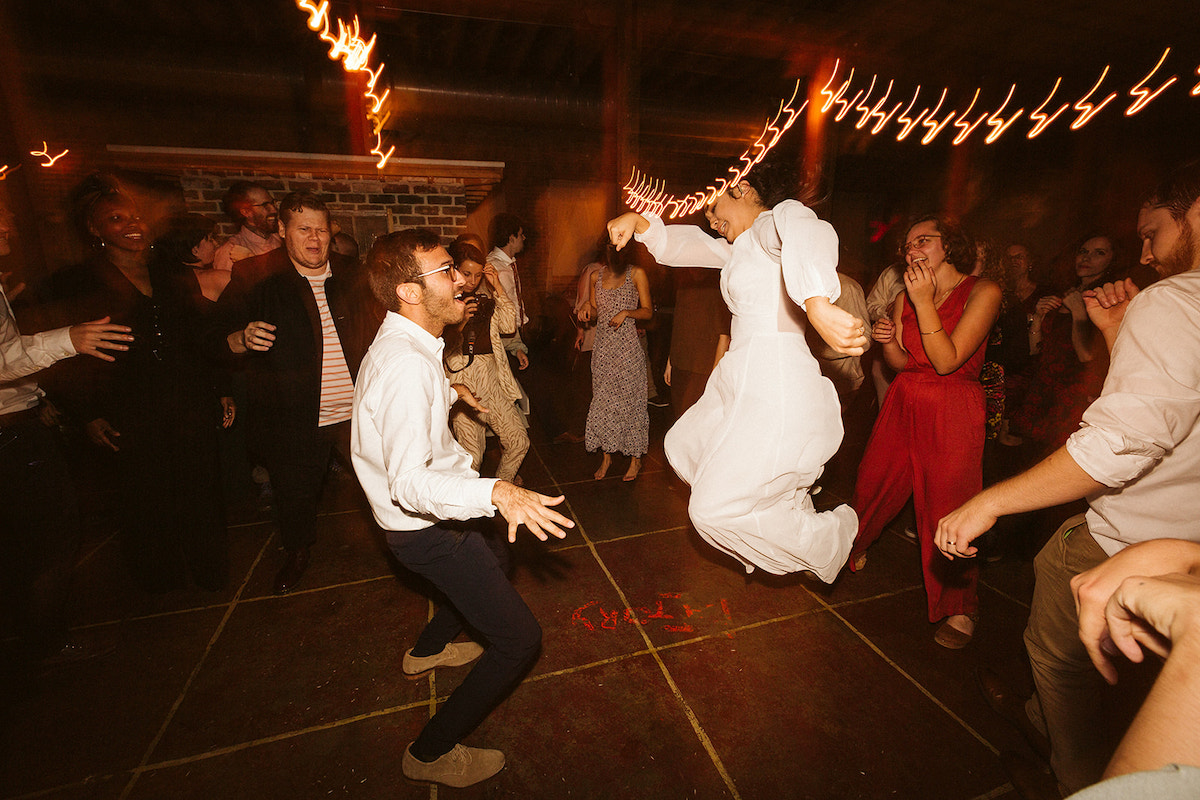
[351,228,572,787]
[213,181,281,272]
[936,160,1200,797]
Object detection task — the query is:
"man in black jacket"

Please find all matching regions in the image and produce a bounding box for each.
[214,191,378,593]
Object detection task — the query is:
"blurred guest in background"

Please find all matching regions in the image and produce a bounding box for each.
[1,197,131,661]
[444,240,528,483]
[578,239,653,481]
[35,175,230,593]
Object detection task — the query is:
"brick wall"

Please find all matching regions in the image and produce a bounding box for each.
[180,169,469,247]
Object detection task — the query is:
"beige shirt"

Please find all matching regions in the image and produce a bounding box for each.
[1065,269,1200,555]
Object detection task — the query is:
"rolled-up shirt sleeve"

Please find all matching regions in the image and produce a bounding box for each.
[369,354,496,522]
[1066,283,1200,487]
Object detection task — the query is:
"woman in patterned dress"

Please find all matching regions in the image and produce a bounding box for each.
[579,242,653,481]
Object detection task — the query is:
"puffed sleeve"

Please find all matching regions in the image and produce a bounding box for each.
[635,213,730,269]
[771,200,842,312]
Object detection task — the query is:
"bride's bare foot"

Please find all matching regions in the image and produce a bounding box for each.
[594,452,611,480]
[623,457,641,482]
[852,553,867,571]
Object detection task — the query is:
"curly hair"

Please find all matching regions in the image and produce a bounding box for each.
[902,214,973,271]
[366,228,444,312]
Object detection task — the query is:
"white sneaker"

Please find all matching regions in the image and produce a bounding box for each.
[402,743,505,787]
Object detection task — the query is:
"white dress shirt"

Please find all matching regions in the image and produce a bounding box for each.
[487,247,527,327]
[1,284,76,415]
[1065,268,1200,554]
[351,311,497,531]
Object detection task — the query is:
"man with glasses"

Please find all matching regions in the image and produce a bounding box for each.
[352,227,572,788]
[213,180,281,272]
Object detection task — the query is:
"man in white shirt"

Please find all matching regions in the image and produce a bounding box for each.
[487,213,578,442]
[212,181,282,272]
[352,228,572,788]
[0,201,131,662]
[936,160,1200,796]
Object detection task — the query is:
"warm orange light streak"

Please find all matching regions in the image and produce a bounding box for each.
[828,68,858,119]
[950,89,987,145]
[919,89,955,144]
[1125,48,1178,116]
[857,79,892,129]
[1069,66,1119,130]
[894,87,926,141]
[1193,65,1200,96]
[840,74,876,123]
[1027,78,1069,138]
[0,165,8,180]
[297,0,330,32]
[983,84,1024,144]
[818,61,856,116]
[295,1,394,168]
[817,59,844,113]
[30,142,69,167]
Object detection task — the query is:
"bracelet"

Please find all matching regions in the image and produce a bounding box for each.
[919,326,943,335]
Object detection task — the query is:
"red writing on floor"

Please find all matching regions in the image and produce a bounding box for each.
[571,593,734,636]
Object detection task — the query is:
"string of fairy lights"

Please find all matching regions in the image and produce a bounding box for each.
[3,9,1195,199]
[624,50,1200,219]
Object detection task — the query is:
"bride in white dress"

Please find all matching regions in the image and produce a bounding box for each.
[607,159,868,581]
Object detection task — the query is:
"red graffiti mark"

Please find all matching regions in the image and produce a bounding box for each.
[570,594,731,634]
[571,600,599,631]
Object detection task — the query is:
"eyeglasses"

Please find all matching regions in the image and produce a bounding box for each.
[902,234,942,254]
[415,263,459,279]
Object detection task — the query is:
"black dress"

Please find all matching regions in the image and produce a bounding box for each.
[34,256,228,592]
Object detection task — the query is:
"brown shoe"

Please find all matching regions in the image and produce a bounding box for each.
[273,546,311,595]
[402,641,484,679]
[402,743,505,787]
[934,613,977,649]
[977,667,1051,760]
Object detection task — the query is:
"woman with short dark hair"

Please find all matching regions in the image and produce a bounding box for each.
[849,214,1002,648]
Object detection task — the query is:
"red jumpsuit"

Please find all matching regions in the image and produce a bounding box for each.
[850,277,985,622]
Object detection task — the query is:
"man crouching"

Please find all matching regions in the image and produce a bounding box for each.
[351,228,573,787]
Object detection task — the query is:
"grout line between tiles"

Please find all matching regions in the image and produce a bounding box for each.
[967,784,1018,800]
[800,584,1002,758]
[117,533,275,799]
[529,445,742,800]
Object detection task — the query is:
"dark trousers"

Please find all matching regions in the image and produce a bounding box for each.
[386,522,541,759]
[264,420,351,553]
[0,416,79,658]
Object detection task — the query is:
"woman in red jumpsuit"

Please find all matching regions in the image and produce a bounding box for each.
[849,215,1001,648]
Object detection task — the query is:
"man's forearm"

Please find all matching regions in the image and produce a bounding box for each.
[978,446,1107,517]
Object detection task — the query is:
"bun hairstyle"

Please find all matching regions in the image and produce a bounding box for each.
[740,150,800,209]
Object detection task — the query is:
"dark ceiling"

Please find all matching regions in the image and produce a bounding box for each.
[3,0,1198,204]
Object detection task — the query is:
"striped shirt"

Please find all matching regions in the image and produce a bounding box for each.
[305,268,354,427]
